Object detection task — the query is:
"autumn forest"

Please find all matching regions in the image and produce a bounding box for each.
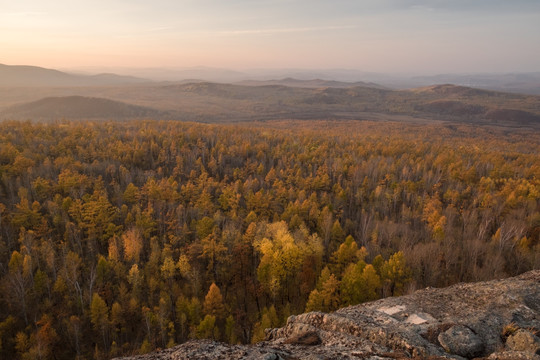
[0,119,539,359]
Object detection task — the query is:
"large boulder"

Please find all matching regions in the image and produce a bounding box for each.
[437,325,484,358]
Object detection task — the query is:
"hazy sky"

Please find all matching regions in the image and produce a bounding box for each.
[1,0,539,73]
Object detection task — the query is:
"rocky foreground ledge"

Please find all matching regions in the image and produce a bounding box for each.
[116,271,540,360]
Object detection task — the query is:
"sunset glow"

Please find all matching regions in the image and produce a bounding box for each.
[1,0,539,73]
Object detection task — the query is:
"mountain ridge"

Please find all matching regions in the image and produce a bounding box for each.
[0,64,150,87]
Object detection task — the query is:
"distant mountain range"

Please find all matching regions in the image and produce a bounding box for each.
[1,63,539,126]
[55,65,540,95]
[3,63,540,95]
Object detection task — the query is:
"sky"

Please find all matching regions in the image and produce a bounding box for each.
[1,0,539,74]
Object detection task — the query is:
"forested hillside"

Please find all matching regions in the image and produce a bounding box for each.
[0,119,538,359]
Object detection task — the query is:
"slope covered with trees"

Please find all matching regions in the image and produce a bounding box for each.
[0,119,538,359]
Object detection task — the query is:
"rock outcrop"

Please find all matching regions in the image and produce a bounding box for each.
[115,270,540,360]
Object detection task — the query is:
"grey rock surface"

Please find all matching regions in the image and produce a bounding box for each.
[114,270,540,360]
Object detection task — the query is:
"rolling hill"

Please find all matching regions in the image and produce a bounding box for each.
[236,77,387,89]
[411,73,540,95]
[1,96,167,120]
